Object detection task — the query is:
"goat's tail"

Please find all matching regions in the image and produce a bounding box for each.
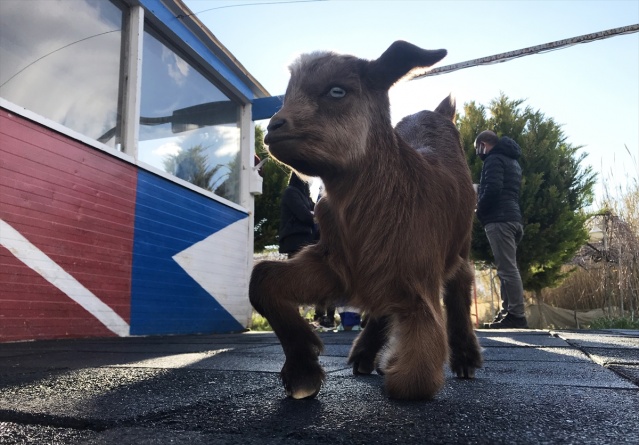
[434,94,456,122]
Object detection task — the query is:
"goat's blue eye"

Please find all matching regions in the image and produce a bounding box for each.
[329,87,346,98]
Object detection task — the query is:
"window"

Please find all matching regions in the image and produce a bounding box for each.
[0,0,124,149]
[138,27,242,204]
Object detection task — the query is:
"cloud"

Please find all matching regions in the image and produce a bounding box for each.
[212,126,241,157]
[163,47,190,87]
[153,141,182,158]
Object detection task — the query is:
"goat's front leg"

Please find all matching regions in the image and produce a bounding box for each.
[348,316,389,375]
[249,252,342,399]
[378,297,448,400]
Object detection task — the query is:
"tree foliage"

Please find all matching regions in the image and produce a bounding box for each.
[214,150,240,203]
[458,93,597,293]
[253,125,291,251]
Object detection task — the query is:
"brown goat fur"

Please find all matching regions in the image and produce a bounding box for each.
[250,41,482,400]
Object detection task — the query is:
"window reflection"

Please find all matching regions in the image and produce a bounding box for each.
[138,27,241,204]
[0,0,124,148]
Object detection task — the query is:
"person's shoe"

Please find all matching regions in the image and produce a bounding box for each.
[483,311,506,328]
[487,313,528,329]
[493,311,507,323]
[319,316,335,329]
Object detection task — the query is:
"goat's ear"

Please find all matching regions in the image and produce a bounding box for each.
[434,94,456,122]
[367,41,447,90]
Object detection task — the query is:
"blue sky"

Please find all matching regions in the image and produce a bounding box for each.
[183,0,639,204]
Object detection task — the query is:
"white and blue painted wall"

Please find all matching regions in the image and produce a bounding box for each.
[0,0,282,342]
[1,109,256,340]
[131,170,250,335]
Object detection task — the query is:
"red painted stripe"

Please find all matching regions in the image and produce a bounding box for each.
[0,109,137,342]
[1,156,136,217]
[0,248,122,341]
[0,198,134,245]
[1,262,131,301]
[1,115,136,182]
[1,138,136,217]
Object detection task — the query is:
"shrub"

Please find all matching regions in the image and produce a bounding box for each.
[249,311,272,331]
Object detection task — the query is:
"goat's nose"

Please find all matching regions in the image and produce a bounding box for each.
[267,118,287,132]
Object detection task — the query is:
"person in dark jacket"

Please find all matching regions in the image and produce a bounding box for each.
[475,130,528,329]
[278,172,316,256]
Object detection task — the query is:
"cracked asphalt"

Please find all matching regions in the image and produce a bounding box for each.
[1,329,638,444]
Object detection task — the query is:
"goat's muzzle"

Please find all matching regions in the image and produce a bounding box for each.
[267,117,286,132]
[264,118,291,145]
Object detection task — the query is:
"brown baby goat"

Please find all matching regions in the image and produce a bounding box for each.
[250,41,482,400]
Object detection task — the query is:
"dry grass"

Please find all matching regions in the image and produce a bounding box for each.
[537,153,639,321]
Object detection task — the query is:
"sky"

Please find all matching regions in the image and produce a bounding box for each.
[183,0,639,205]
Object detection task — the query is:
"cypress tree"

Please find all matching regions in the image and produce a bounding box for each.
[458,93,597,297]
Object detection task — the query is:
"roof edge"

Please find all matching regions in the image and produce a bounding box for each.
[171,0,271,99]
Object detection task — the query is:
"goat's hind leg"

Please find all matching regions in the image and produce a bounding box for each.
[444,261,483,378]
[250,253,341,399]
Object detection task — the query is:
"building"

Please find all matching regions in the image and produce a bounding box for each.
[0,0,280,341]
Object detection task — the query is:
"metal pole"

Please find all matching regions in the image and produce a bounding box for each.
[472,262,479,327]
[414,24,639,80]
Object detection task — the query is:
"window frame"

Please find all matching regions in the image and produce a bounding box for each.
[0,0,256,213]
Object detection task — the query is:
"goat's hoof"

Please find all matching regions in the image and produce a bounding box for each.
[450,351,482,379]
[286,385,320,399]
[453,366,476,379]
[281,359,325,400]
[348,349,377,376]
[352,359,375,375]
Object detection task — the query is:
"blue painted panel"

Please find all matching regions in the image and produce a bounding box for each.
[139,0,254,101]
[131,170,248,335]
[252,95,284,121]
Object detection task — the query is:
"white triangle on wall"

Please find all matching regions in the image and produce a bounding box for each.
[172,218,252,327]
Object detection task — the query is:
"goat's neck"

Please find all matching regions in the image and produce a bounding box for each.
[322,129,403,204]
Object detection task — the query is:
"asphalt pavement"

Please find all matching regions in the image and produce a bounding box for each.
[1,328,638,444]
